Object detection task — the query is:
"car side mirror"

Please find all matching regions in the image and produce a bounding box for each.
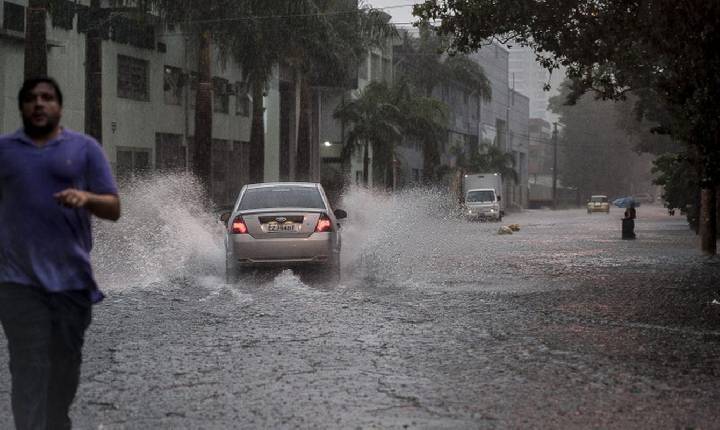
[497,195,501,201]
[220,212,231,223]
[334,209,347,220]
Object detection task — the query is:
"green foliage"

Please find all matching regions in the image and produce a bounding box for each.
[395,25,491,100]
[413,0,720,182]
[334,80,448,185]
[652,153,698,211]
[457,142,518,183]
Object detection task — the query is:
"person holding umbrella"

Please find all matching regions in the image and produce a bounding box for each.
[622,202,637,239]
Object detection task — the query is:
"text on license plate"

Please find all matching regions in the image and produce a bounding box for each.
[267,223,299,232]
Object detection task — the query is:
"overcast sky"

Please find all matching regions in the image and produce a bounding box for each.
[366,1,420,27]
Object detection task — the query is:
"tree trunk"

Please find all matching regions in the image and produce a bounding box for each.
[193,30,213,198]
[296,76,313,182]
[422,140,437,183]
[24,0,48,79]
[84,0,102,144]
[248,79,265,183]
[700,184,717,255]
[362,141,369,186]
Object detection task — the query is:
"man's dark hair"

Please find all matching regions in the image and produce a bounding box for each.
[18,77,63,109]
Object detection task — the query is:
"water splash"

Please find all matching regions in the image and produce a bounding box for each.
[90,178,479,294]
[338,185,464,285]
[92,173,224,290]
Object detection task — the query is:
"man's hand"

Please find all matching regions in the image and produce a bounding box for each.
[54,188,121,221]
[54,189,90,208]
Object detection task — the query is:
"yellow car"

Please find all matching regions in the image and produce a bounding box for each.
[587,195,610,213]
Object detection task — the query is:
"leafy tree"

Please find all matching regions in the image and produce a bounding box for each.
[218,0,395,183]
[394,25,491,180]
[652,152,700,230]
[334,80,448,188]
[458,142,517,183]
[413,0,720,254]
[334,81,403,186]
[290,0,397,181]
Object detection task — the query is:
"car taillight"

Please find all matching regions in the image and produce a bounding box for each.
[314,213,333,233]
[231,216,248,234]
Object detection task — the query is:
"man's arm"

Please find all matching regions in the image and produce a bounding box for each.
[54,189,121,221]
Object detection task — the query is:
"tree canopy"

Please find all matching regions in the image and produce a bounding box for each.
[413,0,720,180]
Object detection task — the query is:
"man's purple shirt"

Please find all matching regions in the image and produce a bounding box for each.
[0,128,118,303]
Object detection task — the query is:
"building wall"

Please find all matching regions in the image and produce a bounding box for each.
[472,43,510,150]
[509,90,530,208]
[470,42,530,209]
[508,46,565,125]
[0,0,281,206]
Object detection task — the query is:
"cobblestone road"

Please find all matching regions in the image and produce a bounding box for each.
[1,198,719,429]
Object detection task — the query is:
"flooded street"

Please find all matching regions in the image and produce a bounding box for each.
[1,181,719,429]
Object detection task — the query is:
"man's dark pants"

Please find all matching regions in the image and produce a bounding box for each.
[0,284,92,430]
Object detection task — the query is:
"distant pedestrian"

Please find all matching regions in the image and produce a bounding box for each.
[622,202,637,239]
[0,77,120,429]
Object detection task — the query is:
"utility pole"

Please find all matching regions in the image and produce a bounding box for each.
[552,122,558,210]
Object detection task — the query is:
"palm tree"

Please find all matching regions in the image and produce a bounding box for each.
[152,0,237,195]
[334,82,403,186]
[334,80,449,188]
[464,142,518,183]
[219,1,395,183]
[288,0,397,181]
[394,25,492,181]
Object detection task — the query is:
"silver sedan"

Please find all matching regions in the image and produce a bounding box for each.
[220,182,347,283]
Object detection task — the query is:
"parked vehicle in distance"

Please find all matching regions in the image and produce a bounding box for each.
[461,173,504,221]
[220,182,347,283]
[587,195,610,213]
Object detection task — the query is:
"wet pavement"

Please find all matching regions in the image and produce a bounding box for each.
[1,185,719,429]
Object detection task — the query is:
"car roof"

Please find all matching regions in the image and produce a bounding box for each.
[245,182,320,190]
[591,194,607,197]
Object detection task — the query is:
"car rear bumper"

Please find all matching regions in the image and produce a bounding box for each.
[466,210,501,220]
[227,233,338,265]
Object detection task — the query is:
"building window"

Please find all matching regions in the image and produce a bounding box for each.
[235,82,250,117]
[50,0,74,30]
[212,77,229,114]
[117,55,149,101]
[3,2,25,33]
[155,133,185,171]
[163,66,183,105]
[116,147,151,179]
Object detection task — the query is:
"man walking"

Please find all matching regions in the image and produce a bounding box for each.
[0,77,120,429]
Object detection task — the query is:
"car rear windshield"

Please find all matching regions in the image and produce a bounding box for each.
[590,196,608,202]
[239,187,326,210]
[466,190,495,202]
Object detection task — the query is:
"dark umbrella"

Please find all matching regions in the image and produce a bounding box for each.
[613,196,640,208]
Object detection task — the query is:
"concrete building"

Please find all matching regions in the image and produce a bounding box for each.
[0,0,289,207]
[317,38,395,194]
[470,42,530,210]
[508,45,565,125]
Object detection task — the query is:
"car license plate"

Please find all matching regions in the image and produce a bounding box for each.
[267,223,298,232]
